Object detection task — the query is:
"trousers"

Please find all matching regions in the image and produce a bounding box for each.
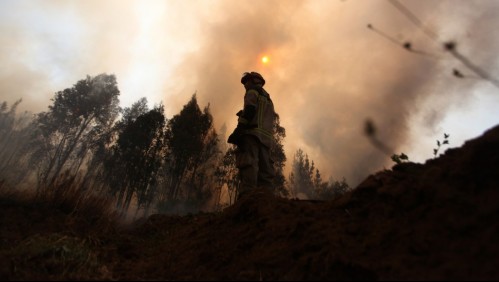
[235,134,275,195]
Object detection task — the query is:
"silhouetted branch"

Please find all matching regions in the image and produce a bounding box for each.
[367,24,440,59]
[379,1,499,89]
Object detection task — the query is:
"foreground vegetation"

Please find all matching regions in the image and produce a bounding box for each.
[1,124,499,280]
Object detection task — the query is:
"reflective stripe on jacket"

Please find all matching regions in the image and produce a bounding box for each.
[238,87,275,148]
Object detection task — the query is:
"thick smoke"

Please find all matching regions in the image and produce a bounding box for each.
[1,0,498,186]
[174,0,499,185]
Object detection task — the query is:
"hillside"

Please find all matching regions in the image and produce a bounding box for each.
[1,124,499,280]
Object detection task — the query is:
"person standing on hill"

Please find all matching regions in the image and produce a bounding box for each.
[227,72,276,200]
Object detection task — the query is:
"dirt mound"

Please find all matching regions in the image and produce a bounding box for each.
[1,124,499,280]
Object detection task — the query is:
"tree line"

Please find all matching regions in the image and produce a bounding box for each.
[0,73,349,216]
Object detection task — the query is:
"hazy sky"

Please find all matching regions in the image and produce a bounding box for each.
[1,0,498,186]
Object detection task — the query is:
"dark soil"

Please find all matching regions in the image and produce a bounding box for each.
[2,124,499,280]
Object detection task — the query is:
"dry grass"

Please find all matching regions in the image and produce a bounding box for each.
[34,176,120,235]
[6,233,111,280]
[0,175,121,280]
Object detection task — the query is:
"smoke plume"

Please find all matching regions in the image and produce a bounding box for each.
[1,0,498,186]
[174,0,499,185]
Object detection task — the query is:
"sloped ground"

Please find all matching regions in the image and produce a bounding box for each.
[1,124,499,280]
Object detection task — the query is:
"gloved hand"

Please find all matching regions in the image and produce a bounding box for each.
[227,126,244,145]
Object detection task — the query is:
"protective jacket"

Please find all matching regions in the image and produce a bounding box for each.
[237,86,275,148]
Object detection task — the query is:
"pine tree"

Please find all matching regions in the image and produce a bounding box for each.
[104,102,166,213]
[271,113,288,197]
[160,94,220,210]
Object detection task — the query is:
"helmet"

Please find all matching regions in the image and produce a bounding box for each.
[241,72,265,86]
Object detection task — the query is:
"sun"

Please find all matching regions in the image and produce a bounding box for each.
[261,56,269,64]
